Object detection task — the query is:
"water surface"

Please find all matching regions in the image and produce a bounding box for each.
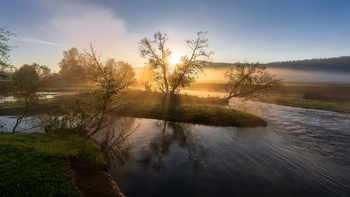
[109,98,350,196]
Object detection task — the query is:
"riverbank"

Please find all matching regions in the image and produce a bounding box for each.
[253,93,350,113]
[182,82,350,113]
[0,133,124,197]
[0,91,267,127]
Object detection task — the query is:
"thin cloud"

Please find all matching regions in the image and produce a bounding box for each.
[15,36,66,47]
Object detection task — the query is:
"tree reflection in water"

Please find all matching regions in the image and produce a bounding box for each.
[94,117,137,166]
[139,120,208,172]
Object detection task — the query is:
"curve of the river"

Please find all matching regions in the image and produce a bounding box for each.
[108,94,350,196]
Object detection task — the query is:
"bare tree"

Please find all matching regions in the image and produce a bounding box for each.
[12,63,50,133]
[0,27,15,79]
[224,63,282,103]
[139,31,213,94]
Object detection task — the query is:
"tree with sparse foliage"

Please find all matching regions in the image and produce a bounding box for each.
[0,27,15,79]
[12,63,50,132]
[42,44,135,162]
[224,63,282,103]
[44,44,135,136]
[139,31,213,94]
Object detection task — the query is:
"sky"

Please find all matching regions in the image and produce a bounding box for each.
[1,0,350,72]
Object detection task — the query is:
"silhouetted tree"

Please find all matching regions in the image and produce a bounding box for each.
[139,31,213,94]
[59,47,86,83]
[12,63,50,132]
[0,27,15,79]
[224,63,282,103]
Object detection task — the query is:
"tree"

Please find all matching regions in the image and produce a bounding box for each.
[224,63,282,103]
[0,27,15,79]
[12,63,50,132]
[139,65,154,92]
[139,31,213,94]
[115,61,136,85]
[44,44,135,137]
[42,44,135,162]
[59,47,86,83]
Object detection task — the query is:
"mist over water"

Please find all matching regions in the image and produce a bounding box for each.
[109,93,350,196]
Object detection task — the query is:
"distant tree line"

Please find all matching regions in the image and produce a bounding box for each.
[208,56,350,74]
[265,56,350,73]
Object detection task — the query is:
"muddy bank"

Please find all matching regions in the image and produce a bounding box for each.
[69,158,125,197]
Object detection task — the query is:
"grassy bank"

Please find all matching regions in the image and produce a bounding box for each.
[0,133,123,197]
[0,91,267,127]
[118,103,267,127]
[253,93,350,113]
[183,82,350,113]
[107,91,266,127]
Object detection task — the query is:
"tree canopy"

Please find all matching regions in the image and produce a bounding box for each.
[59,47,87,83]
[139,31,213,94]
[0,27,15,79]
[12,63,50,132]
[224,63,282,102]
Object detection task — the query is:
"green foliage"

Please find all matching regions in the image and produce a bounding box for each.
[11,63,51,132]
[59,47,87,83]
[0,133,106,197]
[0,27,15,79]
[0,145,74,197]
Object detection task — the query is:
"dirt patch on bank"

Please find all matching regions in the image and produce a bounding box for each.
[68,158,125,197]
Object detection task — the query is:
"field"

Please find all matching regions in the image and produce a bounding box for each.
[184,82,350,113]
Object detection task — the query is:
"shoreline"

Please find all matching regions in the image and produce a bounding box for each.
[0,133,124,197]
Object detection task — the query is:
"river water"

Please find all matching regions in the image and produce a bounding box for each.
[1,91,349,195]
[109,96,350,196]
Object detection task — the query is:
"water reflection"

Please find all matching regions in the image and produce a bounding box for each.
[0,116,42,133]
[93,117,136,166]
[138,120,208,172]
[109,108,350,196]
[0,92,62,103]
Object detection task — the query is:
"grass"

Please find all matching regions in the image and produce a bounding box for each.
[253,93,350,113]
[0,133,106,197]
[117,103,267,127]
[183,82,350,113]
[0,91,266,127]
[114,91,266,127]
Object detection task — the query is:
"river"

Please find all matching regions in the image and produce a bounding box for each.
[108,96,350,196]
[1,92,349,195]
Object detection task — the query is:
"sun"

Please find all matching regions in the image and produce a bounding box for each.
[169,53,181,67]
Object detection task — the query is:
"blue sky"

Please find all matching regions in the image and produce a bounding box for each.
[1,0,350,71]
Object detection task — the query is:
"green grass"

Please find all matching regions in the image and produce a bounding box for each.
[1,91,266,127]
[117,103,267,127]
[117,91,266,127]
[254,94,350,113]
[0,133,106,197]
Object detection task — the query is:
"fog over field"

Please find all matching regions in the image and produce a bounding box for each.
[134,66,350,83]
